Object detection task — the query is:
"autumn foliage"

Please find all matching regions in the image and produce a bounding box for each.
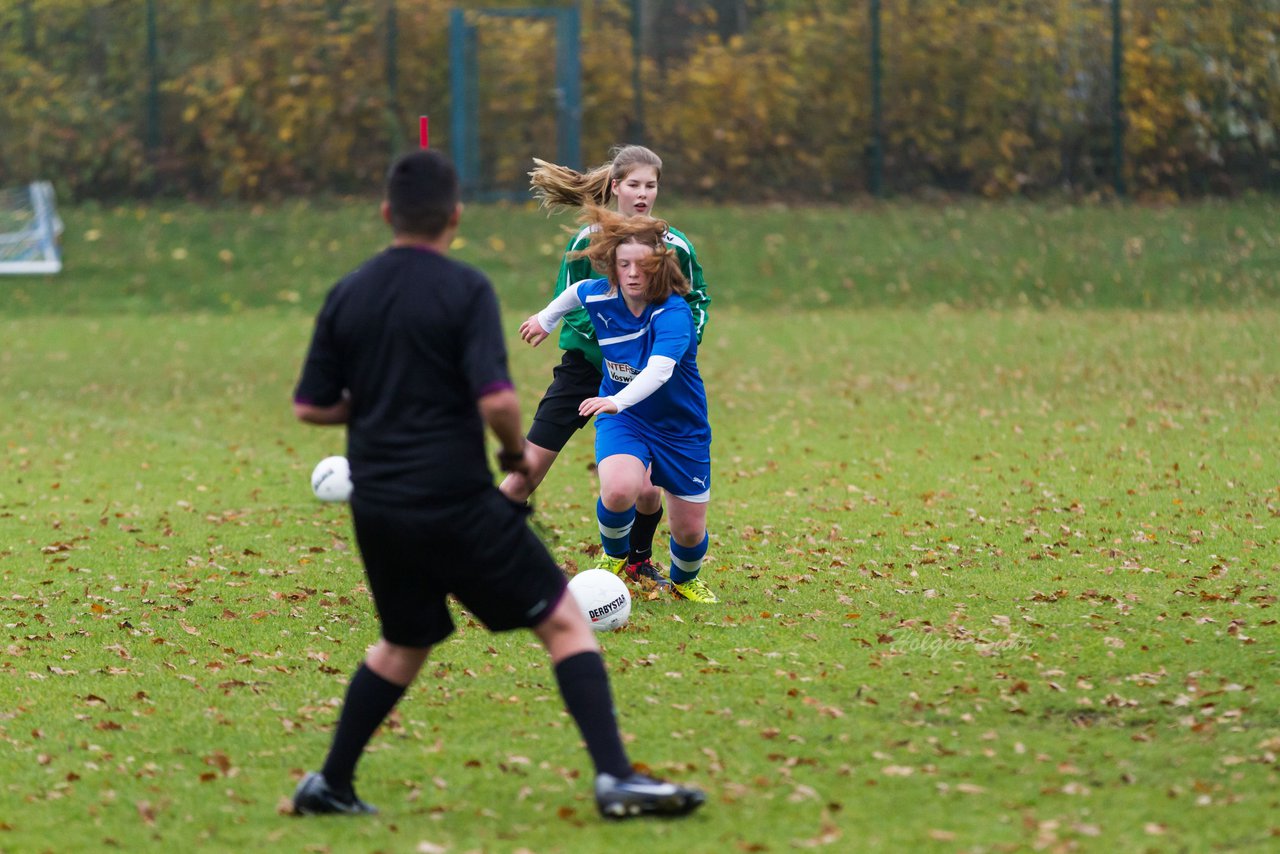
[0,0,1276,200]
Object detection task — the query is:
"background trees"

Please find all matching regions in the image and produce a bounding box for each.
[2,0,1276,200]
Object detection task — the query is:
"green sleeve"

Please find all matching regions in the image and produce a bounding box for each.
[667,226,711,343]
[554,230,604,368]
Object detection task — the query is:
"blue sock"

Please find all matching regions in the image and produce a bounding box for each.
[669,532,709,584]
[596,499,635,559]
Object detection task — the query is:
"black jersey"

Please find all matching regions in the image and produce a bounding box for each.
[295,246,514,503]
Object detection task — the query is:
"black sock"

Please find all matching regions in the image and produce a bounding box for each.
[553,651,632,778]
[628,506,664,564]
[320,662,407,794]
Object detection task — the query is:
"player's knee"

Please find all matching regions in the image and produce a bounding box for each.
[368,640,431,685]
[599,483,639,511]
[636,483,663,511]
[535,597,599,657]
[669,525,707,549]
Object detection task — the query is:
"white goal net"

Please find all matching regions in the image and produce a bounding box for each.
[0,182,63,275]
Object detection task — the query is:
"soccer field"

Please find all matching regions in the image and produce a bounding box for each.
[0,201,1277,851]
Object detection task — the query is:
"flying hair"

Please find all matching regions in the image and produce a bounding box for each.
[529,145,663,212]
[569,206,689,303]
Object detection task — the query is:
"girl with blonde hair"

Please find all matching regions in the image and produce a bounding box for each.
[500,146,712,594]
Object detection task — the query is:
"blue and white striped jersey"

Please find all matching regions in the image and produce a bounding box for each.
[572,277,709,441]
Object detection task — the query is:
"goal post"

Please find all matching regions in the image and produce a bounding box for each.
[449,6,581,200]
[0,182,63,275]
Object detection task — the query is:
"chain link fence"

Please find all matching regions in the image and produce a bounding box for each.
[2,0,1276,200]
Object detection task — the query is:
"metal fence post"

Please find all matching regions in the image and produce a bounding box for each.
[870,0,884,197]
[449,9,479,195]
[1111,0,1126,196]
[631,0,645,144]
[386,0,401,153]
[146,0,160,154]
[21,0,36,53]
[556,6,582,170]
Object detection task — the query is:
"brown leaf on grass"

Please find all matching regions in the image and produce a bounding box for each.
[136,800,156,825]
[795,815,842,847]
[204,751,232,775]
[500,756,531,775]
[788,783,820,803]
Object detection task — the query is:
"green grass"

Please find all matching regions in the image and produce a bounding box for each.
[6,195,1280,317]
[0,201,1278,852]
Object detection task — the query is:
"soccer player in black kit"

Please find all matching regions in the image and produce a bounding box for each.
[289,150,704,820]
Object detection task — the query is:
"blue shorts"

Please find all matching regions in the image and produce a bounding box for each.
[595,414,711,503]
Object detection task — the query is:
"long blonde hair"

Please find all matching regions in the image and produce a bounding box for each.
[570,206,689,303]
[529,145,663,211]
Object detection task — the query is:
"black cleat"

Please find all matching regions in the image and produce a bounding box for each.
[624,558,673,591]
[292,772,378,816]
[594,771,706,819]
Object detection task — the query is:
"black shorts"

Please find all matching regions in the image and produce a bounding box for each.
[350,489,568,648]
[526,349,604,453]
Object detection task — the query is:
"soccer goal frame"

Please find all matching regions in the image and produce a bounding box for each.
[0,182,63,275]
[449,6,582,200]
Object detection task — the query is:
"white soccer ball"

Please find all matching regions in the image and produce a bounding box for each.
[569,568,632,632]
[310,455,352,502]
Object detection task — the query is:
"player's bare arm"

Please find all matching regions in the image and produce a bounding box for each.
[478,387,532,478]
[294,395,350,425]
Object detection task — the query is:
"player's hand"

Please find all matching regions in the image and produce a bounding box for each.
[519,315,550,346]
[579,397,619,417]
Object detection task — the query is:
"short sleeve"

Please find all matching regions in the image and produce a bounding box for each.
[649,300,693,363]
[461,272,514,399]
[294,288,346,406]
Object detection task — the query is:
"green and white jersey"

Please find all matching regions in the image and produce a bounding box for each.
[553,223,710,369]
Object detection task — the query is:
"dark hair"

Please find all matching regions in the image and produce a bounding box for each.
[385,150,459,236]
